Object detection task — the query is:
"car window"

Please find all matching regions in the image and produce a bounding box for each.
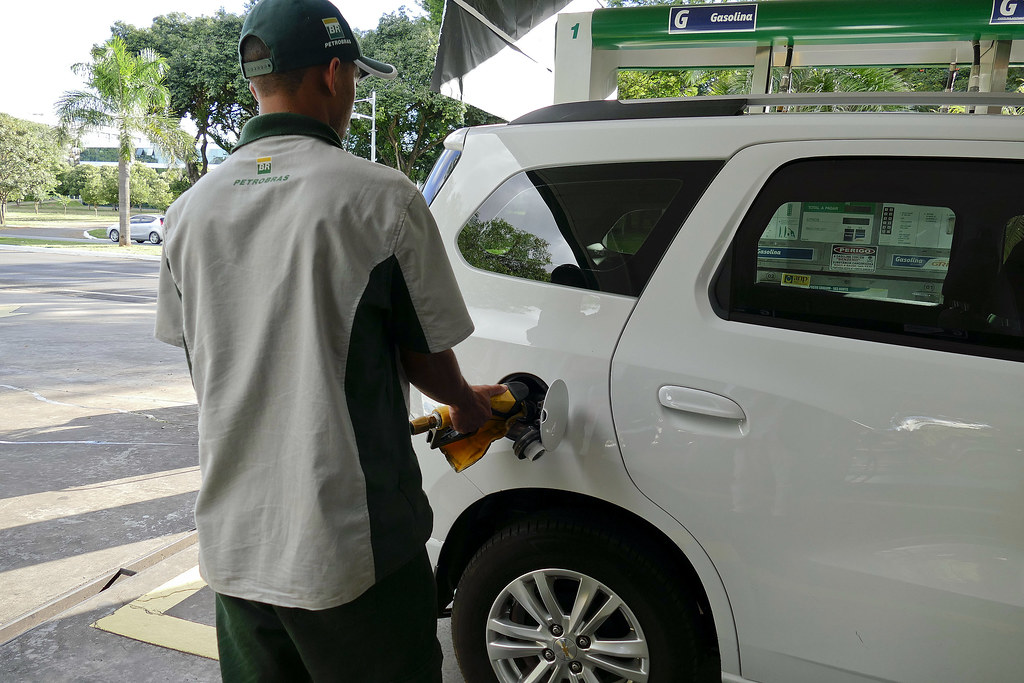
[458,161,723,296]
[718,157,1024,361]
[422,148,460,206]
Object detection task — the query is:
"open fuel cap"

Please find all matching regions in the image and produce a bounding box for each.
[540,379,569,453]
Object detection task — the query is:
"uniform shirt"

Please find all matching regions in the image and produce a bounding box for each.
[155,113,474,609]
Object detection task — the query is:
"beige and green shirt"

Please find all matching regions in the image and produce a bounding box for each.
[155,113,473,609]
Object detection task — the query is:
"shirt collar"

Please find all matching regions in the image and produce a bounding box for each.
[234,113,344,152]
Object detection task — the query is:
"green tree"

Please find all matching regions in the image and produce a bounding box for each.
[56,37,191,245]
[59,163,101,200]
[113,10,257,183]
[80,166,114,214]
[165,168,192,203]
[130,163,155,208]
[457,218,553,282]
[348,12,502,183]
[418,0,444,29]
[0,114,64,225]
[619,69,701,99]
[53,194,75,215]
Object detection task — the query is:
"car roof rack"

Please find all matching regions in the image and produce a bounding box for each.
[509,92,1024,126]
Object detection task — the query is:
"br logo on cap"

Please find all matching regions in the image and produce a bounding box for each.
[323,18,343,39]
[257,157,272,175]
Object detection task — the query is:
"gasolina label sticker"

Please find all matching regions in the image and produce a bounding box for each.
[669,4,757,34]
[890,254,950,271]
[992,0,1024,24]
[830,245,877,272]
[758,246,815,260]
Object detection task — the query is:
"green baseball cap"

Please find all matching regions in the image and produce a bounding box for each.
[239,0,397,81]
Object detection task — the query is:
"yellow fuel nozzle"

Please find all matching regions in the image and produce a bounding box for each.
[411,382,531,473]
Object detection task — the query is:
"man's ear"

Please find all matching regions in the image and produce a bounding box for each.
[249,81,259,102]
[324,57,342,96]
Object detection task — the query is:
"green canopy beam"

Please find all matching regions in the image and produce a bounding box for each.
[592,0,1024,49]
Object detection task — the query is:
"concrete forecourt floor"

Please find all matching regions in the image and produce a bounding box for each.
[0,238,464,682]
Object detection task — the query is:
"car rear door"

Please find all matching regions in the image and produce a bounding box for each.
[611,140,1024,682]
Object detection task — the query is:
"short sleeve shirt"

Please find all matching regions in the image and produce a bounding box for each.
[155,113,474,609]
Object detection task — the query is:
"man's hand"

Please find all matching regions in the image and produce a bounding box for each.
[399,347,506,435]
[449,384,507,435]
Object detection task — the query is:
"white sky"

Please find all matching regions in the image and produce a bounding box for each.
[0,0,423,126]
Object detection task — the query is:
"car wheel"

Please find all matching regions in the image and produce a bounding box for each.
[109,229,119,243]
[452,518,700,682]
[148,231,161,245]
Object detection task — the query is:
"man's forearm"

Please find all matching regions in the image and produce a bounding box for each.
[399,348,475,407]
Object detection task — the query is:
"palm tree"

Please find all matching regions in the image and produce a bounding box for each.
[56,37,191,246]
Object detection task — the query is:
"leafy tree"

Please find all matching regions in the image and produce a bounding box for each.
[99,167,120,207]
[129,164,174,209]
[619,69,701,99]
[58,163,101,199]
[457,218,552,282]
[418,0,444,29]
[53,194,75,215]
[113,10,257,182]
[0,114,64,225]
[165,168,192,202]
[348,12,502,183]
[56,37,191,245]
[129,163,155,208]
[81,166,115,213]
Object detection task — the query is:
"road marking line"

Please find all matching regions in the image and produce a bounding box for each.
[92,566,218,660]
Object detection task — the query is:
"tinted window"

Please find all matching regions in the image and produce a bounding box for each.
[422,148,460,206]
[458,161,722,296]
[719,157,1024,360]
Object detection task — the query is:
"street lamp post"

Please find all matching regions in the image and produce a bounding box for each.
[352,91,377,163]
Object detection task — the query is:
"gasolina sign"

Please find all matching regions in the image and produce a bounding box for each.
[992,0,1024,23]
[669,4,758,34]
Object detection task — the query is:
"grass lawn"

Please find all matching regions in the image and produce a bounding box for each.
[1,200,143,226]
[0,236,161,257]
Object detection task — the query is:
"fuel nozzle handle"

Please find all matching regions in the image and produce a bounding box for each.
[408,382,533,473]
[409,413,443,435]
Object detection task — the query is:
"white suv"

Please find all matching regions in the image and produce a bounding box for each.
[413,96,1024,683]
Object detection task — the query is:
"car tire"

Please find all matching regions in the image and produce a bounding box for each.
[109,229,119,243]
[451,518,701,682]
[148,231,161,245]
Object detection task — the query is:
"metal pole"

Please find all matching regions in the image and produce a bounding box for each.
[353,92,378,163]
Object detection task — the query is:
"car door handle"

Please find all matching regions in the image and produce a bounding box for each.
[658,386,746,421]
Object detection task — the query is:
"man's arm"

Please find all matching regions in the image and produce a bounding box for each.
[399,348,505,434]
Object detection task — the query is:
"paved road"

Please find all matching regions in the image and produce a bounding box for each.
[0,246,464,681]
[0,223,101,242]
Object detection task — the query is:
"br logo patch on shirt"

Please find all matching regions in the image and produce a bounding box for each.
[234,158,289,187]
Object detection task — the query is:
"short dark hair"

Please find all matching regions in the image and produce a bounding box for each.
[241,35,308,96]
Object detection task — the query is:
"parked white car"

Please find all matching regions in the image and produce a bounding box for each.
[107,214,165,244]
[414,96,1024,682]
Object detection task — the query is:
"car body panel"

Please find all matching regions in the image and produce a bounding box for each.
[418,113,1024,682]
[611,139,1024,682]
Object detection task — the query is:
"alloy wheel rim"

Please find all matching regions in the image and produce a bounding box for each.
[485,568,650,683]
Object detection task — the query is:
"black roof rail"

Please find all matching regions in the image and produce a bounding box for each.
[509,92,1024,125]
[509,98,747,125]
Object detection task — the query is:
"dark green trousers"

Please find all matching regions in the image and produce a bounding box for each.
[215,549,443,682]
